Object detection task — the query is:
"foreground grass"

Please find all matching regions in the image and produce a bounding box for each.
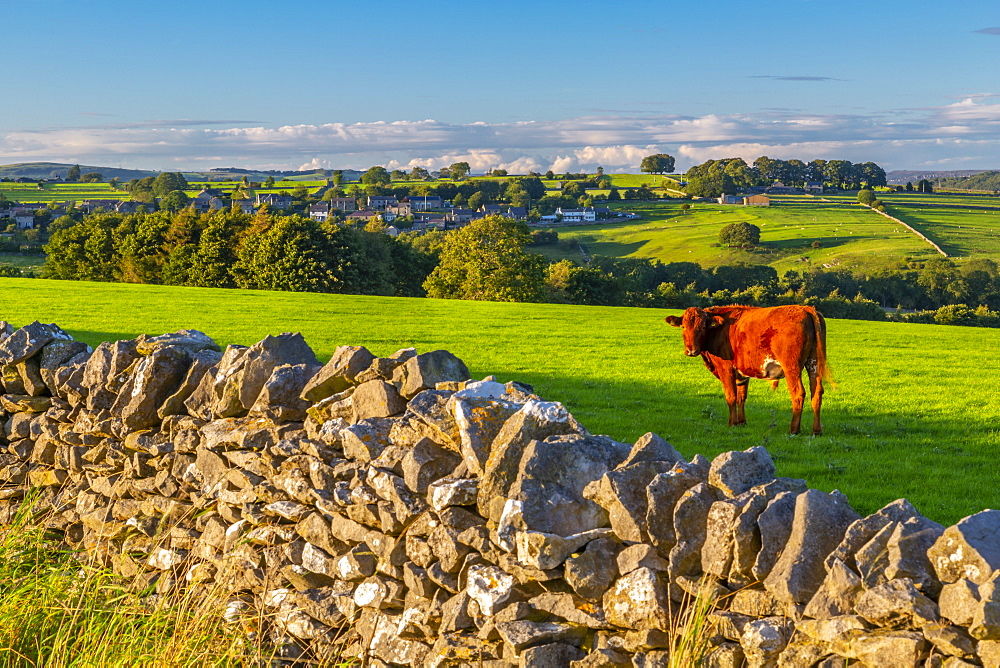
[0,499,272,667]
[2,278,998,525]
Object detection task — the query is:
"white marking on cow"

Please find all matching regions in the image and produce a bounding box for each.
[761,356,784,379]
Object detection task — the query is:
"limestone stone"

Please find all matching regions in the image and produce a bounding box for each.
[752,490,797,582]
[703,643,745,668]
[521,642,586,667]
[886,515,945,596]
[248,363,319,422]
[764,489,860,607]
[394,350,471,399]
[495,619,588,654]
[855,579,939,628]
[617,544,668,575]
[112,346,192,431]
[351,379,407,422]
[921,622,976,659]
[159,350,222,418]
[929,510,1000,585]
[515,528,613,571]
[16,357,47,396]
[848,630,928,668]
[299,345,374,402]
[667,482,720,581]
[803,557,864,620]
[971,571,1000,640]
[740,617,793,668]
[402,438,463,495]
[428,477,478,511]
[585,461,673,543]
[479,399,581,523]
[617,432,683,469]
[602,567,671,630]
[529,591,612,628]
[645,455,709,556]
[570,648,633,667]
[0,321,73,367]
[450,394,520,477]
[709,446,775,497]
[565,537,624,601]
[406,389,461,449]
[502,433,629,538]
[466,563,516,616]
[83,340,140,410]
[938,579,980,627]
[39,340,90,395]
[826,498,925,573]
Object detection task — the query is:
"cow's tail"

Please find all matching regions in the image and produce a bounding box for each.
[810,307,834,389]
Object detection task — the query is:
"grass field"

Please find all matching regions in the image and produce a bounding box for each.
[2,277,998,525]
[537,198,944,272]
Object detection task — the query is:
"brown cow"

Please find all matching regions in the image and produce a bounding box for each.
[665,305,829,435]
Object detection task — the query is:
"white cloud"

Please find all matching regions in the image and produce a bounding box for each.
[6,96,1000,171]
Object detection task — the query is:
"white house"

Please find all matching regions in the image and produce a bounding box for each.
[555,207,597,223]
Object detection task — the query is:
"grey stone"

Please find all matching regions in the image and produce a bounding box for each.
[617,432,683,469]
[803,557,864,620]
[522,642,586,667]
[585,461,673,543]
[394,350,471,399]
[645,455,709,556]
[921,622,976,660]
[617,544,668,575]
[401,438,463,494]
[854,521,895,589]
[530,591,612,628]
[503,434,630,538]
[406,389,461,449]
[111,346,191,430]
[466,563,516,616]
[300,345,375,402]
[848,631,928,668]
[763,489,860,607]
[887,516,945,596]
[351,379,407,422]
[236,333,319,415]
[826,498,925,573]
[341,418,393,464]
[667,482,720,581]
[495,620,588,654]
[709,446,775,497]
[752,491,797,582]
[971,571,1000,640]
[15,357,46,396]
[135,329,220,356]
[570,648,633,667]
[159,349,222,418]
[855,579,939,627]
[515,528,613,571]
[248,363,319,422]
[938,579,980,627]
[38,340,90,394]
[602,567,670,630]
[740,617,793,668]
[479,399,581,523]
[450,394,520,477]
[929,509,1000,585]
[0,321,73,366]
[565,537,623,601]
[203,344,249,418]
[83,340,140,410]
[428,477,478,511]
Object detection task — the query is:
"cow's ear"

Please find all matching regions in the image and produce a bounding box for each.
[664,316,683,327]
[708,315,726,328]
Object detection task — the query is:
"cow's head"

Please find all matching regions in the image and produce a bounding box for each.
[665,307,725,356]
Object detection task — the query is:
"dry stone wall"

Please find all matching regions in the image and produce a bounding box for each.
[0,320,998,667]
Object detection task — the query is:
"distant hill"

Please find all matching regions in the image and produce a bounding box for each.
[886,169,996,184]
[0,162,157,181]
[926,171,1000,192]
[0,162,365,182]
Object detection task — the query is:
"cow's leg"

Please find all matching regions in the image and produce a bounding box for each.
[785,367,805,435]
[735,380,749,425]
[808,364,823,435]
[719,375,741,426]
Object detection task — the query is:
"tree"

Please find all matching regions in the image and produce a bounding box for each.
[152,172,189,198]
[66,165,81,182]
[410,166,429,181]
[332,170,344,186]
[81,172,103,183]
[159,190,190,211]
[718,221,761,248]
[857,189,876,206]
[917,179,934,193]
[361,166,391,186]
[640,154,676,174]
[423,215,547,302]
[264,176,275,187]
[449,162,471,180]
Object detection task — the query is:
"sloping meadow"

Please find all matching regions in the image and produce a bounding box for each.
[2,316,1000,665]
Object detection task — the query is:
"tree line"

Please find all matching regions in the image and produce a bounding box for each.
[685,157,887,198]
[37,210,1000,328]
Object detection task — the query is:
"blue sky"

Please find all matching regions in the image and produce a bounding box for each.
[3,0,1000,173]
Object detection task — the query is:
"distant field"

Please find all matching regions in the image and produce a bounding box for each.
[1,277,997,525]
[537,198,942,272]
[0,182,128,202]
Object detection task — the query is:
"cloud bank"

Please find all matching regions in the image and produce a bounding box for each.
[5,97,1000,172]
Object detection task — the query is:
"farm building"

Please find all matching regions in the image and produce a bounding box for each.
[743,194,771,206]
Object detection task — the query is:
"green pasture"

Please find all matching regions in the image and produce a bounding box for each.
[0,254,44,272]
[0,182,128,203]
[538,199,941,272]
[1,277,997,525]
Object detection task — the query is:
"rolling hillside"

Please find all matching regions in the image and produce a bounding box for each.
[2,277,998,524]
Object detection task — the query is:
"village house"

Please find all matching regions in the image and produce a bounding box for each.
[718,194,742,205]
[255,193,294,209]
[231,199,255,215]
[78,199,123,214]
[13,208,36,229]
[556,207,597,223]
[804,181,824,193]
[404,195,444,211]
[328,197,357,212]
[308,203,333,222]
[346,210,382,224]
[385,201,412,217]
[367,195,398,210]
[444,208,479,225]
